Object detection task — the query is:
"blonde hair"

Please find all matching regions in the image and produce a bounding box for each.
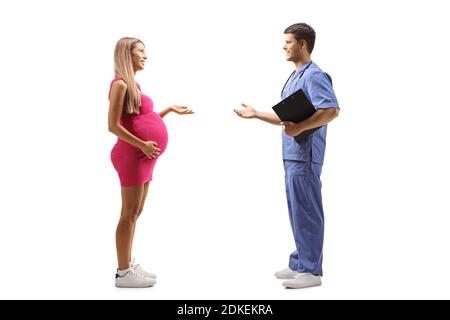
[114,37,144,114]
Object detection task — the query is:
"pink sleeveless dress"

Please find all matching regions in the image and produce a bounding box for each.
[109,77,168,187]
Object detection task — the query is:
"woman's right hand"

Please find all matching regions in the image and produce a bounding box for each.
[140,141,161,159]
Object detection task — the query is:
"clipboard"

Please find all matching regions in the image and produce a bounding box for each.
[272,89,322,143]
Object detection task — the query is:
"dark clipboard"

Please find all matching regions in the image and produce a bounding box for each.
[272,89,322,143]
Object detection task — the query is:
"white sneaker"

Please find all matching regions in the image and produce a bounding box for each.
[282,273,321,289]
[274,267,300,279]
[115,268,156,288]
[130,258,157,279]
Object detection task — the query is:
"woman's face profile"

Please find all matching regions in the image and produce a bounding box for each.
[131,42,147,72]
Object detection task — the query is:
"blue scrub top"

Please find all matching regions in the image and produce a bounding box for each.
[281,61,339,163]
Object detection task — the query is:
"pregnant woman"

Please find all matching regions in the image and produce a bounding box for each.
[108,37,193,288]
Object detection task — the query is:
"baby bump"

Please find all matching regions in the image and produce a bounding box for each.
[132,113,168,152]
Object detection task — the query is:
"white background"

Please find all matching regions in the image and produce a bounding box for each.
[0,0,449,299]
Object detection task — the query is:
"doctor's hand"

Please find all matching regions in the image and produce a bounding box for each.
[282,121,303,137]
[140,141,161,159]
[233,103,256,119]
[171,105,194,115]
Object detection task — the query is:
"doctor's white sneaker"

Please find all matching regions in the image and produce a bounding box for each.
[130,258,157,279]
[282,273,321,289]
[274,267,300,279]
[115,268,156,288]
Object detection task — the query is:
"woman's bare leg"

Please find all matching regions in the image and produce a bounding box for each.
[116,185,144,270]
[128,181,150,263]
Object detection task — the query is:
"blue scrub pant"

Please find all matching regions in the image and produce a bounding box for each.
[284,160,324,276]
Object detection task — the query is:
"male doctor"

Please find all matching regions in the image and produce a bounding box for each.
[234,23,339,289]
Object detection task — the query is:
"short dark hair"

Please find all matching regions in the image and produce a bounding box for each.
[284,23,316,54]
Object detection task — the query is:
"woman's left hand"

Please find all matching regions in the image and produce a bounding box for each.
[171,105,194,115]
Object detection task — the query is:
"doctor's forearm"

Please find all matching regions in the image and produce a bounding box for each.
[255,111,281,125]
[299,108,339,132]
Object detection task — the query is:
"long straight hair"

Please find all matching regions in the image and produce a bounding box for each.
[114,37,144,114]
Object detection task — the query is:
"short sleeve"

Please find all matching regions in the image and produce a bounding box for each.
[307,71,339,110]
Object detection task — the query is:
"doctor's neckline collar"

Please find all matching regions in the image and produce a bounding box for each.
[296,60,313,72]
